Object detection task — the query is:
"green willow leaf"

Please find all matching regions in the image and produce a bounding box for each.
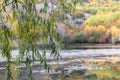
[0,0,82,80]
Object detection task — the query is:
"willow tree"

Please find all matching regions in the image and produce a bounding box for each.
[0,0,82,80]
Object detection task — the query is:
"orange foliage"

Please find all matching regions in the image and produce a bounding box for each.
[97,36,106,43]
[68,29,74,34]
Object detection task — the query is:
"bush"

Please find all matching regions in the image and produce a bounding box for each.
[64,33,73,43]
[72,12,85,19]
[85,7,97,14]
[88,33,100,43]
[88,36,96,43]
[84,11,120,26]
[73,32,85,43]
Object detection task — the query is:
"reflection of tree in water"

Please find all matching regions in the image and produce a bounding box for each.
[50,64,120,80]
[50,70,97,80]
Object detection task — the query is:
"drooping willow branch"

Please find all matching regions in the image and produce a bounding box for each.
[0,0,82,80]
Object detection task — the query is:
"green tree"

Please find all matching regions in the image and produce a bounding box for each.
[0,0,82,80]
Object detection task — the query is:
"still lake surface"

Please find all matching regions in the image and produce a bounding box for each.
[1,49,120,80]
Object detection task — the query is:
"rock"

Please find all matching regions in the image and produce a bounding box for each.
[66,70,73,75]
[84,71,91,77]
[75,18,84,25]
[49,70,61,75]
[66,14,72,20]
[84,13,91,19]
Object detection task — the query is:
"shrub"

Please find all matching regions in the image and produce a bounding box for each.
[72,12,85,19]
[97,25,106,36]
[85,7,97,14]
[88,36,96,43]
[84,11,120,26]
[88,32,100,43]
[64,33,73,43]
[82,25,107,43]
[73,31,85,43]
[110,26,120,37]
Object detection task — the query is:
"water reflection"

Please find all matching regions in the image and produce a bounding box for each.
[1,49,120,80]
[0,61,120,80]
[50,65,120,80]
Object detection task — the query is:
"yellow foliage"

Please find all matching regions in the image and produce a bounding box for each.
[110,26,120,37]
[83,25,107,36]
[97,25,106,33]
[83,25,92,33]
[83,25,120,39]
[84,11,120,26]
[111,60,117,64]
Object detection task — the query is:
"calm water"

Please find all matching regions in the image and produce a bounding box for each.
[1,49,120,80]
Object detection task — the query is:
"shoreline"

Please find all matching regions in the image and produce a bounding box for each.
[11,43,120,50]
[64,43,120,49]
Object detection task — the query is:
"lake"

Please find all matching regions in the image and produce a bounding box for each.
[1,49,120,80]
